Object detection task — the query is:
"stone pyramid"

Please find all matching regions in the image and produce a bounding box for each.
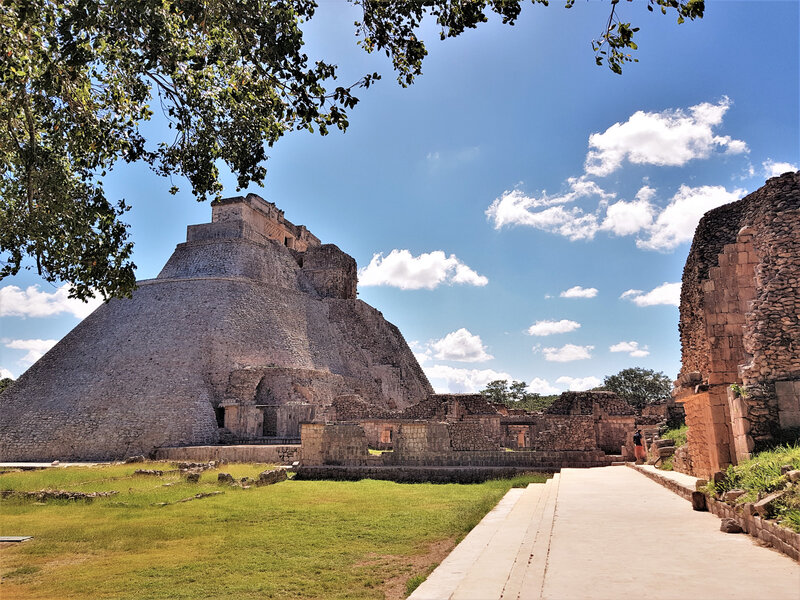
[0,194,432,460]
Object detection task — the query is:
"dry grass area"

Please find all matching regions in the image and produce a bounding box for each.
[0,463,547,599]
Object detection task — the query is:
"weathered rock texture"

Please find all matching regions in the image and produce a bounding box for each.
[675,172,800,477]
[0,194,432,461]
[308,390,647,464]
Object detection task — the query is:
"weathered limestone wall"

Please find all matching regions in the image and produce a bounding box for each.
[211,193,320,251]
[299,423,370,466]
[300,244,358,300]
[395,422,452,456]
[544,391,636,417]
[530,416,597,452]
[0,195,432,461]
[681,391,725,477]
[155,444,300,464]
[299,423,616,473]
[335,390,638,455]
[447,421,500,451]
[360,419,402,450]
[676,172,800,476]
[596,416,638,455]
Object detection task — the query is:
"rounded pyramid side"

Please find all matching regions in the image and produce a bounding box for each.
[0,260,433,461]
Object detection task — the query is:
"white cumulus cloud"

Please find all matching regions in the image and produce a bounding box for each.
[609,340,650,358]
[556,376,603,391]
[584,97,747,176]
[763,159,798,178]
[423,364,511,394]
[486,175,612,232]
[527,319,581,336]
[430,328,493,362]
[620,282,681,307]
[485,182,746,251]
[486,201,599,240]
[541,344,594,362]
[4,338,58,364]
[637,185,746,251]
[0,367,13,379]
[560,286,598,299]
[600,186,656,236]
[527,377,562,395]
[0,283,103,319]
[358,249,488,290]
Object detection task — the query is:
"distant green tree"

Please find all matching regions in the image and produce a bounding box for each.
[480,379,558,412]
[603,368,671,409]
[0,377,14,395]
[481,379,512,404]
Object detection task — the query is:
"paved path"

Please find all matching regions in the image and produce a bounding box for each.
[410,465,800,600]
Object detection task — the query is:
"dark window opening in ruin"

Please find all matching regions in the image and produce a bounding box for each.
[284,237,289,246]
[214,405,225,428]
[263,406,278,437]
[298,257,303,268]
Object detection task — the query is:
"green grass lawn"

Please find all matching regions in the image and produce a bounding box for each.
[0,463,547,599]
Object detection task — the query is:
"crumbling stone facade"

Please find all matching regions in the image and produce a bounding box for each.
[0,194,432,461]
[675,172,800,477]
[306,390,647,471]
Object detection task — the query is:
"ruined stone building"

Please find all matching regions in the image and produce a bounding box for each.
[674,172,800,477]
[2,187,730,470]
[297,390,656,477]
[0,194,432,461]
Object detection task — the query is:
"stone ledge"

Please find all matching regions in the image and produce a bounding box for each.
[294,465,556,484]
[155,445,300,463]
[627,463,800,562]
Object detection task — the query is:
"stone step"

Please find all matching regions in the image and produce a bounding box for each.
[408,487,527,600]
[516,473,560,600]
[501,473,560,600]
[450,481,549,600]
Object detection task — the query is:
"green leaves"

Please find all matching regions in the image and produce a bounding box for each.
[592,0,703,74]
[1,0,704,300]
[1,0,372,299]
[602,368,672,409]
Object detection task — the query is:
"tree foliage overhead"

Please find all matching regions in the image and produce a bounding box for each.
[0,0,704,300]
[602,367,672,409]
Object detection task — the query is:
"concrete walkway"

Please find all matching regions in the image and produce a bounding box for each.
[410,466,800,600]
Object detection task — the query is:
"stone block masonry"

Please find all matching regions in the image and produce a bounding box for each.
[675,171,800,477]
[155,445,300,464]
[0,194,432,461]
[299,422,619,477]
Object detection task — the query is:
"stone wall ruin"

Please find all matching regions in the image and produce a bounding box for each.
[0,194,432,461]
[675,172,800,477]
[301,390,653,472]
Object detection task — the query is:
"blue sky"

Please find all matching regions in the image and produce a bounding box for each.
[1,1,798,395]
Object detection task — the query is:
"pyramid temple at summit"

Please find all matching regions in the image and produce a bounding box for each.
[0,194,432,461]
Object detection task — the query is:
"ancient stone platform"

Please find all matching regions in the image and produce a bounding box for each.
[0,194,432,461]
[410,466,800,600]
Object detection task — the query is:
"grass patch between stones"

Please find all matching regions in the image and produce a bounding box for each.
[661,424,688,448]
[706,444,800,533]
